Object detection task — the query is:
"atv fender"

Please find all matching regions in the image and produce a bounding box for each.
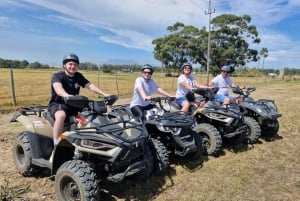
[15,114,53,138]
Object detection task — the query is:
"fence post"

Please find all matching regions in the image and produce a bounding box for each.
[10,69,17,106]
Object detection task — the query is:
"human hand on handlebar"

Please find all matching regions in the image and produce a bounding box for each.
[144,96,152,101]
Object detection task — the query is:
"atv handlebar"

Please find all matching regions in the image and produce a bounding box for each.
[232,86,256,96]
[64,95,118,113]
[149,96,175,103]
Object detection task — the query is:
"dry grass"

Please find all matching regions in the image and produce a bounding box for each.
[0,68,299,201]
[0,68,282,112]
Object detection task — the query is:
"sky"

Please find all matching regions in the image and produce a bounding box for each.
[1,0,300,69]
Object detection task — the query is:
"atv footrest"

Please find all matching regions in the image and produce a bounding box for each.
[107,159,148,182]
[32,158,52,169]
[175,145,197,157]
[223,125,247,138]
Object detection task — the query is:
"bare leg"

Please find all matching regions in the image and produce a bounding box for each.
[223,97,231,105]
[53,110,66,144]
[181,100,190,113]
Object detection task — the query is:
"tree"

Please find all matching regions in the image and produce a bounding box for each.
[260,48,268,70]
[152,22,206,74]
[152,14,265,76]
[209,14,261,74]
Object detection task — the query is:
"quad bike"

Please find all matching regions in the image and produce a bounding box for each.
[11,95,161,201]
[110,97,203,162]
[232,86,282,138]
[171,88,250,156]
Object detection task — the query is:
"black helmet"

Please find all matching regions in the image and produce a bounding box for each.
[63,53,80,65]
[221,65,232,72]
[141,64,153,73]
[182,63,193,70]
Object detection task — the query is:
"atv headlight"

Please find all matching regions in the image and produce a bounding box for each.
[81,139,116,150]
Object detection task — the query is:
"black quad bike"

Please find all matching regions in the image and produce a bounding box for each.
[110,97,203,162]
[232,86,282,138]
[171,88,251,156]
[11,95,161,201]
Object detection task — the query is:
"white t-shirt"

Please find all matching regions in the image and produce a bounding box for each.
[211,74,233,95]
[176,74,196,98]
[130,77,159,108]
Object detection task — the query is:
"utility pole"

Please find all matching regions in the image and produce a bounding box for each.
[205,0,215,85]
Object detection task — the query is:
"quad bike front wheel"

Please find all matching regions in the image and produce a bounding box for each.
[131,142,154,181]
[244,116,261,143]
[185,131,204,160]
[150,138,169,175]
[194,123,222,156]
[12,131,41,176]
[261,119,280,138]
[55,160,100,201]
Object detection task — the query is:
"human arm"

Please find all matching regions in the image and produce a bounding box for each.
[137,85,152,101]
[194,81,212,89]
[86,83,110,97]
[52,82,73,97]
[157,88,175,98]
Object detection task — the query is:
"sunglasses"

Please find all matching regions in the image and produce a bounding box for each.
[222,71,229,74]
[143,71,152,75]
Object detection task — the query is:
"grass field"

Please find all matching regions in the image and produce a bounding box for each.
[0,68,283,112]
[0,68,299,201]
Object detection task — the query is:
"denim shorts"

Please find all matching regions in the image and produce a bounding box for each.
[175,97,188,106]
[216,94,236,103]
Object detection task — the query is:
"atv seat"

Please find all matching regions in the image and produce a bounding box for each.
[43,111,76,131]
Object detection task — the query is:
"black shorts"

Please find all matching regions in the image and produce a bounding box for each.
[48,103,81,118]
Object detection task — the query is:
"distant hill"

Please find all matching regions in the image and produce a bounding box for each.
[104,59,139,65]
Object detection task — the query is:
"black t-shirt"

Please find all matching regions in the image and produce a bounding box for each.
[49,71,89,104]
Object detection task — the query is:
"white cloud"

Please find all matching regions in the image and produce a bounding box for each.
[1,0,300,68]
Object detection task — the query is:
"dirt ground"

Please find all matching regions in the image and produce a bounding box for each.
[1,92,300,201]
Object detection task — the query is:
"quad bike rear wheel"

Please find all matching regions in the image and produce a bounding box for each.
[150,138,169,175]
[194,123,222,156]
[12,131,41,176]
[244,116,261,143]
[55,160,100,201]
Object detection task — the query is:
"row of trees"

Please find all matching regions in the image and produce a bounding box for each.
[152,14,269,75]
[1,56,300,76]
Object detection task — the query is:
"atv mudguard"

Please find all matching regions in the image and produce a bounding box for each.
[13,113,53,138]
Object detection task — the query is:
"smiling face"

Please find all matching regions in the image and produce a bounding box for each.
[142,69,152,81]
[183,65,192,75]
[221,70,229,77]
[64,61,78,76]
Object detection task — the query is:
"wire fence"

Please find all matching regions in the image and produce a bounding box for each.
[0,68,290,113]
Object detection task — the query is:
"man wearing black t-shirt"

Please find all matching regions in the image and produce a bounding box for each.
[48,53,110,146]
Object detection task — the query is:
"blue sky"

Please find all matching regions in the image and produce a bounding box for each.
[1,0,300,69]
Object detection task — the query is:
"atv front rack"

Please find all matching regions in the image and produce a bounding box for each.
[148,111,194,127]
[72,118,146,144]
